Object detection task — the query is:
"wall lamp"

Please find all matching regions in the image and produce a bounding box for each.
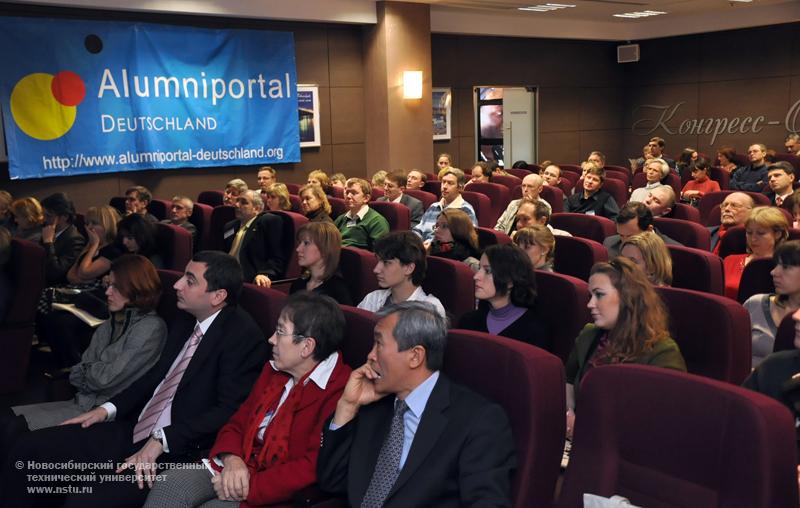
[403,71,423,99]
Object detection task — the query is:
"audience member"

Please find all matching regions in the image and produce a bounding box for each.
[436,152,452,173]
[460,244,550,348]
[371,170,388,188]
[406,169,427,190]
[334,178,389,250]
[603,202,680,258]
[161,195,197,244]
[785,133,800,155]
[317,301,516,507]
[716,146,740,174]
[224,189,286,287]
[522,198,572,237]
[541,164,562,187]
[358,231,445,317]
[378,170,424,228]
[308,169,333,195]
[630,158,670,203]
[289,222,352,305]
[723,206,788,300]
[467,162,491,185]
[565,257,686,438]
[144,292,351,507]
[644,185,676,218]
[223,179,248,207]
[40,192,86,286]
[710,192,755,254]
[566,166,619,220]
[263,182,292,211]
[680,158,720,205]
[511,160,529,170]
[0,226,11,322]
[514,224,555,271]
[118,213,164,268]
[330,172,347,190]
[489,161,509,178]
[413,168,477,242]
[125,185,158,222]
[765,161,796,210]
[587,151,605,170]
[256,166,276,192]
[427,208,481,272]
[299,183,334,223]
[631,143,653,172]
[494,173,551,234]
[619,231,673,286]
[730,143,769,191]
[675,147,699,176]
[579,160,596,179]
[3,251,269,508]
[0,190,12,229]
[10,196,44,242]
[64,205,123,287]
[745,241,800,367]
[647,137,676,170]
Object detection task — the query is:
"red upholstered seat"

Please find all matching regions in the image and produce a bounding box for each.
[423,180,441,199]
[154,222,193,271]
[329,186,344,198]
[209,205,236,251]
[666,202,701,223]
[338,246,379,305]
[559,163,583,174]
[773,313,796,353]
[737,257,776,303]
[423,256,476,324]
[370,187,384,200]
[240,283,287,339]
[709,166,731,190]
[557,365,798,508]
[604,168,630,186]
[506,168,532,179]
[285,183,302,195]
[189,202,214,251]
[369,201,410,231]
[556,179,574,195]
[549,213,616,243]
[328,197,347,219]
[148,199,171,221]
[539,185,565,213]
[404,189,437,210]
[0,239,45,392]
[446,330,566,507]
[463,184,509,226]
[535,270,591,362]
[476,227,511,250]
[667,245,724,295]
[553,236,608,281]
[699,190,771,226]
[656,286,751,383]
[774,152,800,171]
[492,174,522,190]
[156,269,183,327]
[653,217,711,250]
[268,210,309,280]
[197,190,225,208]
[288,194,302,213]
[339,305,380,369]
[461,190,494,228]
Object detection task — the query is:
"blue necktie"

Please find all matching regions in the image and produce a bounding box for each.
[360,399,409,508]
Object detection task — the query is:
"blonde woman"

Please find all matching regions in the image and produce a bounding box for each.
[10,196,45,242]
[298,183,333,223]
[263,183,292,211]
[619,231,673,286]
[514,225,555,272]
[307,169,333,195]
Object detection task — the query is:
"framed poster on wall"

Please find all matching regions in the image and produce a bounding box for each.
[298,84,321,148]
[432,87,451,140]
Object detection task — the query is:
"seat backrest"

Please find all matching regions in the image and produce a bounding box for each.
[559,171,579,186]
[550,213,616,243]
[556,178,574,195]
[330,186,344,198]
[154,222,193,271]
[370,187,385,200]
[288,194,302,213]
[653,217,711,250]
[774,152,800,171]
[109,196,126,215]
[338,246,379,304]
[738,257,776,303]
[423,180,442,199]
[718,225,746,258]
[539,185,565,213]
[492,174,523,190]
[147,198,171,221]
[156,269,183,327]
[552,236,608,281]
[557,364,798,508]
[604,169,630,186]
[197,190,225,208]
[209,205,236,251]
[285,183,302,195]
[709,166,731,190]
[339,305,379,369]
[667,244,725,295]
[506,168,532,179]
[445,330,566,508]
[666,202,702,223]
[4,238,45,326]
[559,164,583,174]
[464,184,509,225]
[189,202,214,251]
[240,283,287,339]
[476,227,511,250]
[576,178,628,207]
[422,256,476,324]
[699,190,771,225]
[268,210,309,280]
[461,190,494,228]
[773,313,796,353]
[534,270,591,362]
[369,201,410,232]
[328,197,347,219]
[656,286,751,383]
[404,189,437,210]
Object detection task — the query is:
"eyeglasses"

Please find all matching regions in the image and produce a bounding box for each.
[275,327,307,340]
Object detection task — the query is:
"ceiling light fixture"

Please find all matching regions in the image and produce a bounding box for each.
[613,10,668,18]
[518,3,576,12]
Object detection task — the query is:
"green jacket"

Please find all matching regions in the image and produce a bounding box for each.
[334,207,389,250]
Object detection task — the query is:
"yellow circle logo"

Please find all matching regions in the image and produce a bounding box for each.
[10,71,85,141]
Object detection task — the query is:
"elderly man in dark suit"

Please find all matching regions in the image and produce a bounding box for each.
[317,301,516,507]
[2,251,269,508]
[40,192,86,286]
[377,171,424,228]
[223,189,286,287]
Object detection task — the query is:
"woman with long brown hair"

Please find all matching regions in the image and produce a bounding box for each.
[427,208,481,271]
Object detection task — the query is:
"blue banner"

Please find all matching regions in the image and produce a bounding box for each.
[0,17,300,180]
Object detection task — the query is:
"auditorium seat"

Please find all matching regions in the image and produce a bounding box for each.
[404,189,437,210]
[109,196,126,215]
[330,186,344,198]
[423,256,476,324]
[423,180,441,199]
[558,163,583,174]
[539,185,565,213]
[0,238,45,392]
[575,177,628,207]
[699,190,771,225]
[268,210,309,280]
[445,329,566,507]
[425,172,438,182]
[476,227,511,250]
[463,183,509,226]
[338,246,379,304]
[549,213,616,243]
[653,217,711,250]
[209,205,236,251]
[774,152,800,171]
[153,222,193,271]
[189,202,213,251]
[558,171,579,186]
[492,174,522,190]
[339,305,379,369]
[289,194,302,213]
[506,168,531,179]
[553,236,608,281]
[156,269,182,326]
[631,171,682,198]
[370,187,384,200]
[148,198,171,221]
[656,286,751,383]
[240,283,287,339]
[772,313,796,353]
[328,197,347,218]
[709,166,731,190]
[285,183,302,195]
[535,270,591,362]
[197,190,225,208]
[557,365,798,508]
[737,257,776,303]
[370,201,411,231]
[666,202,701,223]
[461,190,494,228]
[667,245,725,295]
[556,178,574,196]
[604,164,630,174]
[603,168,630,186]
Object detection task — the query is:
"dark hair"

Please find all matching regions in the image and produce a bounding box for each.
[693,158,711,172]
[384,170,407,188]
[192,251,243,305]
[616,202,653,231]
[532,200,551,223]
[281,292,345,361]
[484,244,537,307]
[511,160,529,169]
[718,146,737,163]
[125,185,152,204]
[774,240,800,267]
[374,231,427,286]
[376,301,448,371]
[117,214,158,257]
[768,161,795,176]
[41,192,76,223]
[111,254,162,312]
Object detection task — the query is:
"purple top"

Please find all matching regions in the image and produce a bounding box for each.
[486,303,527,335]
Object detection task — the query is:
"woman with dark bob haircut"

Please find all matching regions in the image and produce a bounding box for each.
[9,255,167,431]
[117,213,164,269]
[459,244,550,349]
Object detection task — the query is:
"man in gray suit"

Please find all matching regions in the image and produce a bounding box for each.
[378,171,424,228]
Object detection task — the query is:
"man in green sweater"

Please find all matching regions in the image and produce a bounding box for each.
[334,177,389,250]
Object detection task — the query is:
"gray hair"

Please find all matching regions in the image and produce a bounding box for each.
[375,301,448,370]
[243,189,264,211]
[647,158,670,178]
[226,178,248,193]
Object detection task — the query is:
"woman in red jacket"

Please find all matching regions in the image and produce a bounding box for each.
[144,292,351,508]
